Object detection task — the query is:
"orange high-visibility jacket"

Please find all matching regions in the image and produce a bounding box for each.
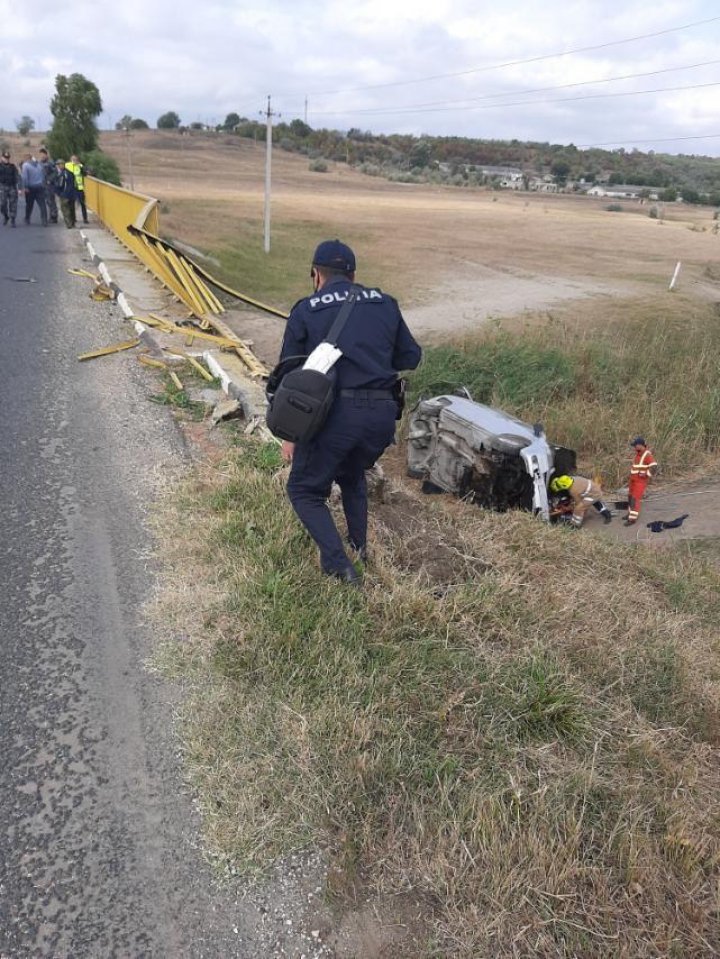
[630,448,657,480]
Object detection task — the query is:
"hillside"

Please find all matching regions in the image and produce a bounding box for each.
[183,119,720,200]
[95,129,719,327]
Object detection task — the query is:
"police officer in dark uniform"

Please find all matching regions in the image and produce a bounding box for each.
[280,240,422,584]
[0,150,21,226]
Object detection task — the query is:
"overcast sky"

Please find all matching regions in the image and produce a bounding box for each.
[2,0,719,156]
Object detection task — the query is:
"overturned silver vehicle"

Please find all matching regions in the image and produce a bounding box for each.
[406,395,576,521]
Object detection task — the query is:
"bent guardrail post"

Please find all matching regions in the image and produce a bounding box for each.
[84,176,284,377]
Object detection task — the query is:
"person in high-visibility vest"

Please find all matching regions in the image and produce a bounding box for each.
[66,154,88,224]
[625,437,658,526]
[549,474,612,527]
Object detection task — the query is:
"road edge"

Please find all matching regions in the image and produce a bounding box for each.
[79,229,269,425]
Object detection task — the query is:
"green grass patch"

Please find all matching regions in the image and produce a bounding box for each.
[151,437,720,956]
[150,377,203,416]
[203,217,385,311]
[409,295,720,485]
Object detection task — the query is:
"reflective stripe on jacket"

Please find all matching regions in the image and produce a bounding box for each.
[630,449,657,478]
[569,476,602,505]
[66,161,85,191]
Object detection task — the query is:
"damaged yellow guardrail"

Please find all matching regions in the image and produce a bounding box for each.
[84,176,288,376]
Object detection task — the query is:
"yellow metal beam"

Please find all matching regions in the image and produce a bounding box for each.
[127,224,289,319]
[166,349,215,381]
[86,178,276,378]
[164,246,217,317]
[202,314,268,377]
[78,338,140,361]
[139,234,190,305]
[138,354,168,369]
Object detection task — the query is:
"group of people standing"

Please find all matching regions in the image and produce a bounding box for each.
[0,148,88,229]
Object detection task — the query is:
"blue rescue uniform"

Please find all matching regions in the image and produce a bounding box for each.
[280,276,421,575]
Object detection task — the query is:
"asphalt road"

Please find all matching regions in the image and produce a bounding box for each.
[0,221,301,957]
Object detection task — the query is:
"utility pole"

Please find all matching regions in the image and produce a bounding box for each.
[304,96,308,126]
[124,126,135,190]
[261,95,278,254]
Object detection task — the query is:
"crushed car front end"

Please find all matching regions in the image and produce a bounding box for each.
[406,395,576,521]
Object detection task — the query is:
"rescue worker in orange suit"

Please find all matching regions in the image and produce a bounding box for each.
[549,474,612,527]
[625,436,658,526]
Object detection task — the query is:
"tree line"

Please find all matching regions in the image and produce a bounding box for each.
[200,115,720,203]
[12,75,719,202]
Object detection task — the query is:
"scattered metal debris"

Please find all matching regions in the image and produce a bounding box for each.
[78,338,141,362]
[166,348,214,381]
[68,268,96,279]
[138,354,168,370]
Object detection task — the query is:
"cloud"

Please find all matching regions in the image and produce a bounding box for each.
[1,0,718,155]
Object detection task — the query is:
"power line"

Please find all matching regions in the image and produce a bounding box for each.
[294,15,720,99]
[306,58,720,116]
[576,133,720,148]
[308,79,720,119]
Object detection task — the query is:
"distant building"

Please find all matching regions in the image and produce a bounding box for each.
[499,172,524,189]
[479,165,523,179]
[529,175,558,193]
[587,184,659,200]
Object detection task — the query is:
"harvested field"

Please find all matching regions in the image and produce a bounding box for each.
[97,130,720,339]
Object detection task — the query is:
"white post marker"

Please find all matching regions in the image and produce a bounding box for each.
[669,260,682,291]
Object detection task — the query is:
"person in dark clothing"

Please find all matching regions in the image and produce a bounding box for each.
[0,150,21,226]
[21,154,47,225]
[38,147,59,223]
[278,240,422,584]
[54,160,77,228]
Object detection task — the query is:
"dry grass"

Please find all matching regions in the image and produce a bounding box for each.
[113,129,720,953]
[96,130,720,321]
[410,293,720,486]
[149,437,720,957]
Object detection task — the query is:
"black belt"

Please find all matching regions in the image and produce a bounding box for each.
[339,389,395,399]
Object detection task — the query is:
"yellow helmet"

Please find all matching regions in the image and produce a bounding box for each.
[550,474,573,493]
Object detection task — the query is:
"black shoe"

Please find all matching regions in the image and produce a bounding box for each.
[2,215,7,226]
[602,510,612,525]
[10,219,15,227]
[624,519,636,527]
[324,565,362,587]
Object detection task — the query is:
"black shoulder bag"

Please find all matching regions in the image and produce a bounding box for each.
[266,288,360,443]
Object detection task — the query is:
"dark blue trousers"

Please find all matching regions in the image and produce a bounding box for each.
[24,186,47,224]
[287,395,397,574]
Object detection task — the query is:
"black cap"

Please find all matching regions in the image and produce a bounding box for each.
[630,436,646,447]
[311,239,356,273]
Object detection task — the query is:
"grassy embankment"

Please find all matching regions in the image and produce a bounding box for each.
[161,201,404,312]
[152,292,720,956]
[412,293,720,486]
